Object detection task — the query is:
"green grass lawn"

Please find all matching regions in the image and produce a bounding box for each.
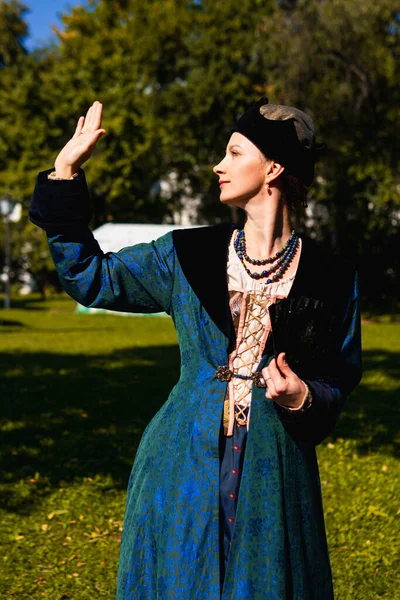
[0,295,399,599]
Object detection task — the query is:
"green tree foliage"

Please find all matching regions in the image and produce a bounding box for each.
[0,0,27,67]
[265,0,400,309]
[149,0,280,220]
[0,1,53,294]
[0,0,398,308]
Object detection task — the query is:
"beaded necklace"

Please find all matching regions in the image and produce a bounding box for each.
[234,229,299,282]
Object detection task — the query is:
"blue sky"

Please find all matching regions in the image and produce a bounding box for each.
[24,1,81,51]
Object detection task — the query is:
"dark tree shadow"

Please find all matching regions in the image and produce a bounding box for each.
[0,345,180,514]
[1,346,399,515]
[330,348,400,457]
[0,292,70,312]
[0,297,48,311]
[0,319,26,327]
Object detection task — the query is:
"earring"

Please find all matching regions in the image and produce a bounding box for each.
[265,183,269,191]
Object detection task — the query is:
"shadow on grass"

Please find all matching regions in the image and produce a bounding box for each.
[1,346,399,515]
[0,345,180,514]
[0,293,72,312]
[0,297,48,311]
[331,348,400,457]
[0,319,26,328]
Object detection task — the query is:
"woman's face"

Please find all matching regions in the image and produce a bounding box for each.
[213,132,269,207]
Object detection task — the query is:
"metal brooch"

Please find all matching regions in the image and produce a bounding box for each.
[216,365,232,382]
[252,372,267,388]
[216,366,266,388]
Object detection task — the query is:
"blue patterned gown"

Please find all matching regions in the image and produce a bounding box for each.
[30,169,362,599]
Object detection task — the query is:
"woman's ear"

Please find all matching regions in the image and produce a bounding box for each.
[266,161,285,187]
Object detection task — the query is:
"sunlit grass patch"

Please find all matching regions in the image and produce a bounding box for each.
[1,295,399,598]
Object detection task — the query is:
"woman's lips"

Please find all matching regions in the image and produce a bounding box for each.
[219,181,229,186]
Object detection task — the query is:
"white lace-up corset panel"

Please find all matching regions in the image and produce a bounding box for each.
[223,231,300,436]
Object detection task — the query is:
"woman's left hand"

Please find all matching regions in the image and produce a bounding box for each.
[262,352,307,408]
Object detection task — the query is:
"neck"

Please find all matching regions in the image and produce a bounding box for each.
[243,193,293,258]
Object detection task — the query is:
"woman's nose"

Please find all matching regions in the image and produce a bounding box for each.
[213,159,225,175]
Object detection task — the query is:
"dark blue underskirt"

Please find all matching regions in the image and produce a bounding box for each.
[219,407,249,589]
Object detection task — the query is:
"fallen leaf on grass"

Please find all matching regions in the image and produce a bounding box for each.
[367,505,389,518]
[48,510,68,520]
[67,554,77,562]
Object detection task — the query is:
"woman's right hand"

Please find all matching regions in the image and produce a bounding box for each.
[54,101,106,178]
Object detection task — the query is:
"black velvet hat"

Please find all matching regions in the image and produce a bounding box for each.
[232,97,325,187]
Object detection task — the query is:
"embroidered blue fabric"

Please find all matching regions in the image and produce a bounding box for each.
[44,226,361,599]
[34,168,361,599]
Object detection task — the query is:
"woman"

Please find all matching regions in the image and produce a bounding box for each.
[30,97,362,599]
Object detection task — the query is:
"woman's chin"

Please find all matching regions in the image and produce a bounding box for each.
[219,194,244,208]
[219,193,238,206]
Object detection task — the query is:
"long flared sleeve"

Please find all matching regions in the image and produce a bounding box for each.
[29,169,175,314]
[275,272,362,446]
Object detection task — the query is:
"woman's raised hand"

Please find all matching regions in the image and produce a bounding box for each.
[54,101,106,178]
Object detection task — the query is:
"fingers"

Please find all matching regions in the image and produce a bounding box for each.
[87,128,106,149]
[80,101,102,135]
[276,352,292,375]
[91,101,103,131]
[261,366,270,383]
[81,106,92,134]
[73,116,84,138]
[55,103,105,172]
[264,373,277,399]
[85,104,95,131]
[261,365,273,399]
[83,101,102,133]
[268,359,287,391]
[262,359,287,400]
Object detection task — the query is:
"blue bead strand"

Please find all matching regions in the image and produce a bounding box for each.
[238,229,296,266]
[234,230,299,281]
